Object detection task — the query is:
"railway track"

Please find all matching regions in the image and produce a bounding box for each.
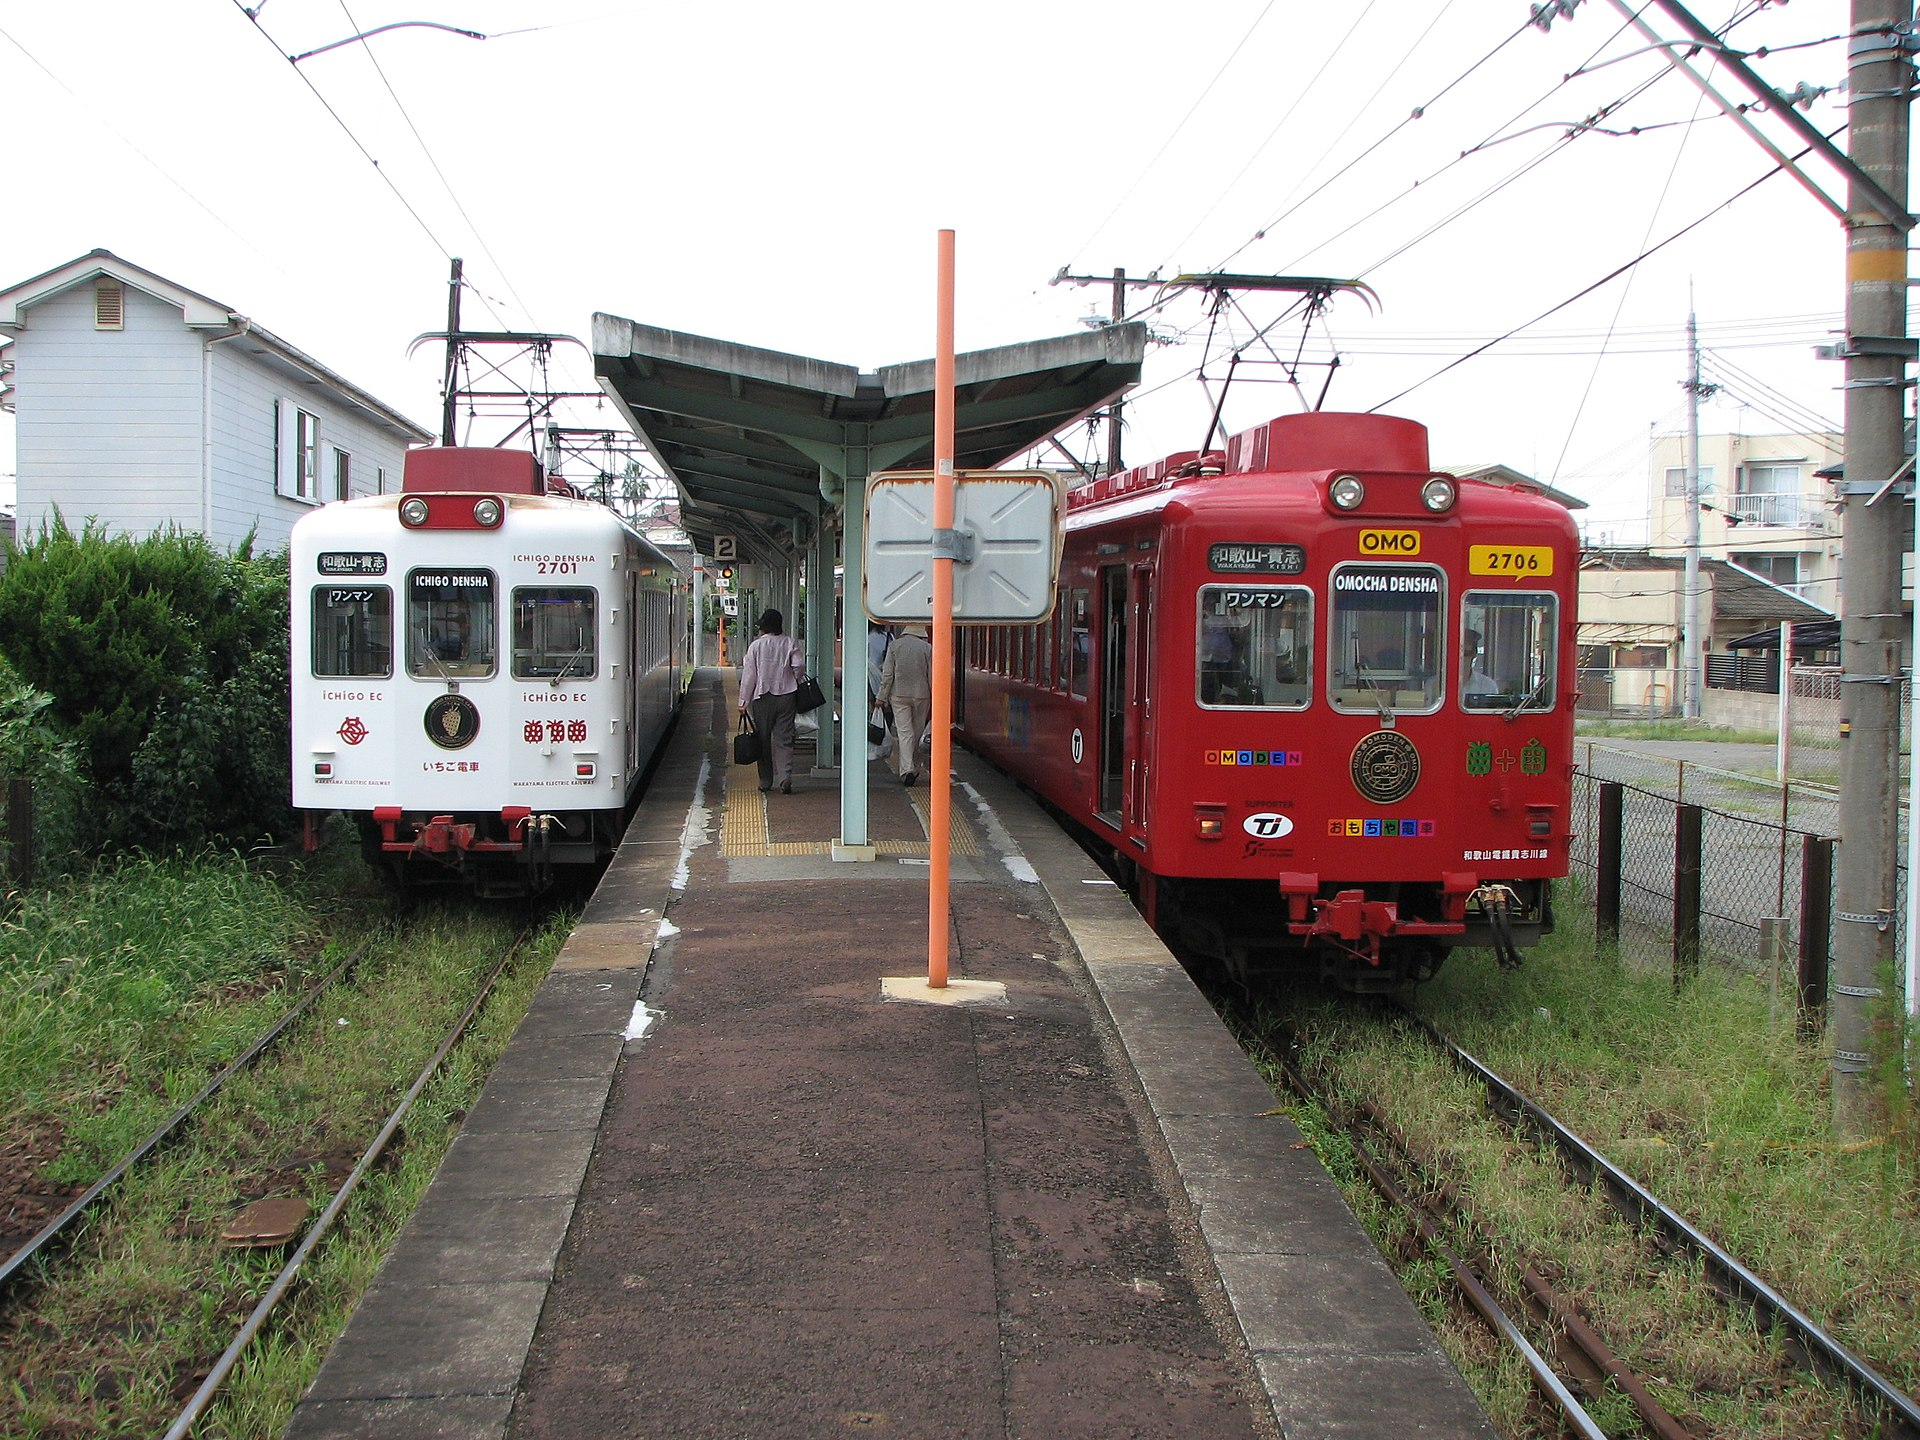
[0,944,369,1300]
[1,919,540,1437]
[1243,1005,1920,1440]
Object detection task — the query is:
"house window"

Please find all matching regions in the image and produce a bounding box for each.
[334,447,352,501]
[1663,465,1715,497]
[276,399,322,501]
[1733,552,1801,586]
[1735,463,1809,526]
[94,280,124,331]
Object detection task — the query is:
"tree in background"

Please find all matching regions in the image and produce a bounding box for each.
[0,516,291,858]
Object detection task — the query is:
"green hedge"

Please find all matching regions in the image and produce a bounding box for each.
[0,516,292,859]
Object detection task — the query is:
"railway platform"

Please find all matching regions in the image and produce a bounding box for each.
[284,667,1496,1440]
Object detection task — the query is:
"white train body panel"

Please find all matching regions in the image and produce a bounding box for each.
[289,451,683,891]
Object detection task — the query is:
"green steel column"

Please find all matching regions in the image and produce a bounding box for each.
[839,452,871,851]
[807,520,837,774]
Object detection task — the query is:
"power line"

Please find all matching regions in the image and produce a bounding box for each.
[1062,0,1278,269]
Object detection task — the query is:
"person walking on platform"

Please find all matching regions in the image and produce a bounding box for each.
[877,622,932,786]
[738,607,806,794]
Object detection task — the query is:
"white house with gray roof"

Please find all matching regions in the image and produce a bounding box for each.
[0,250,431,553]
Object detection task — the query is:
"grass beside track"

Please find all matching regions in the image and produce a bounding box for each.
[1244,917,1920,1440]
[0,841,574,1439]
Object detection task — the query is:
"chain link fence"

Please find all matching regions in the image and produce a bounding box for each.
[1565,743,1905,1013]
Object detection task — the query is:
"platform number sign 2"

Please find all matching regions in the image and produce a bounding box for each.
[713,535,737,563]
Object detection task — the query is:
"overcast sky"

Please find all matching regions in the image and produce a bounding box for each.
[0,1,1866,542]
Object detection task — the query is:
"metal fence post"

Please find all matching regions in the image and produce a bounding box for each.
[1597,781,1623,944]
[1675,803,1703,983]
[1799,835,1833,1038]
[6,776,32,890]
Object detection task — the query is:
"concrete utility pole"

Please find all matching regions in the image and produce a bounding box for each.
[1682,309,1707,721]
[1832,0,1914,1134]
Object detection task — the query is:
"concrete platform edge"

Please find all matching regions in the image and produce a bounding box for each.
[283,676,722,1440]
[954,754,1499,1440]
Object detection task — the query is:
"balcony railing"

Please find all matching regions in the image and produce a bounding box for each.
[1729,491,1827,528]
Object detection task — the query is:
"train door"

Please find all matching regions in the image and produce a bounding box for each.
[1098,565,1128,822]
[626,569,642,776]
[1125,565,1154,845]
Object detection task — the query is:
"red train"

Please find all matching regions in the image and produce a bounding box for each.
[955,410,1580,989]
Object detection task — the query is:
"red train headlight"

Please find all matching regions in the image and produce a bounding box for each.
[1421,477,1457,512]
[1329,475,1365,510]
[473,497,503,527]
[399,497,430,527]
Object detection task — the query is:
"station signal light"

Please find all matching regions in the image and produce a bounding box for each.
[720,566,734,580]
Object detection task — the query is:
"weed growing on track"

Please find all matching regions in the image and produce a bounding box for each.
[0,843,574,1439]
[1248,929,1920,1440]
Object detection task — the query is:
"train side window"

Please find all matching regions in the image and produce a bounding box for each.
[313,585,392,678]
[407,568,496,679]
[1068,588,1091,699]
[1461,591,1557,711]
[1040,607,1056,689]
[513,586,598,681]
[1328,563,1444,715]
[1197,585,1311,709]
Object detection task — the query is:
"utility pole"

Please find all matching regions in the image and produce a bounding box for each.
[441,257,463,447]
[1051,267,1161,473]
[1832,0,1914,1134]
[1107,269,1127,475]
[1682,309,1708,721]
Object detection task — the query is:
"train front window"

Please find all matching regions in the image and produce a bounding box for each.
[407,568,496,679]
[312,585,392,678]
[1196,586,1311,709]
[1462,591,1557,711]
[1328,563,1444,715]
[512,587,597,680]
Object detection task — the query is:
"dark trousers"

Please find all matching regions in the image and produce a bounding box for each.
[748,691,799,789]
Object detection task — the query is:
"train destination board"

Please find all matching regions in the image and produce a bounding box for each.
[319,552,387,576]
[1208,543,1305,575]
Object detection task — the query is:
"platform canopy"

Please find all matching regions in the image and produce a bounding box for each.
[591,315,1147,564]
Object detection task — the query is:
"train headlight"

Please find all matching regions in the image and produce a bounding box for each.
[1329,474,1366,510]
[473,497,503,527]
[399,496,431,527]
[1421,477,1458,513]
[1194,804,1227,840]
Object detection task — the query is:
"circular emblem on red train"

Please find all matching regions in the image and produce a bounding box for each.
[425,695,480,749]
[337,716,369,746]
[1350,729,1420,804]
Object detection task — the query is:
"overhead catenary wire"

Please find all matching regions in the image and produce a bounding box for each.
[1062,0,1280,272]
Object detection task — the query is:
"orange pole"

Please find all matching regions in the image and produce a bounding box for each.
[928,230,955,989]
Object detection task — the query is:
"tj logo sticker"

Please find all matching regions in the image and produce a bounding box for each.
[1242,812,1295,840]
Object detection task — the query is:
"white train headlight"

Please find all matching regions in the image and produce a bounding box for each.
[1329,474,1366,510]
[1421,477,1458,513]
[473,497,503,527]
[400,496,430,527]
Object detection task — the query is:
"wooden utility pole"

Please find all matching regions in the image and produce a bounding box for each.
[1832,0,1914,1133]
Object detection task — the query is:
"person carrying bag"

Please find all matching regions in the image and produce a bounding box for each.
[733,712,760,767]
[736,607,806,793]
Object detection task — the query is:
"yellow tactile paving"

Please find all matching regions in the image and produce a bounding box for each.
[721,788,769,855]
[717,778,980,860]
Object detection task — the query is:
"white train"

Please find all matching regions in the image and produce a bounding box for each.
[290,447,686,894]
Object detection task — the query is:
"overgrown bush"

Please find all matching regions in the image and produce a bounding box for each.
[0,657,87,876]
[0,516,291,856]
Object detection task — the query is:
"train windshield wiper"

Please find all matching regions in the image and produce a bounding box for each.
[1355,661,1393,720]
[1502,672,1550,722]
[549,645,589,686]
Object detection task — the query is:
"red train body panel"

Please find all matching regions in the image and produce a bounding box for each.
[956,411,1579,987]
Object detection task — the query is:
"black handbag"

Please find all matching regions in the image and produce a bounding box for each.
[867,706,886,746]
[794,674,826,713]
[732,714,761,766]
